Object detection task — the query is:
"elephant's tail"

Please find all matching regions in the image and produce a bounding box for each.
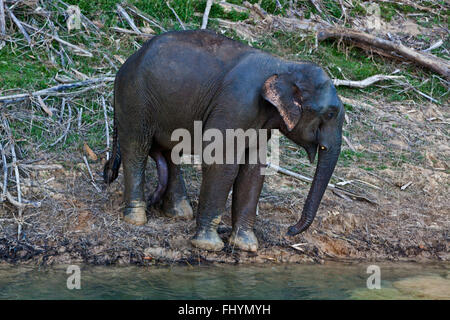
[103,100,121,184]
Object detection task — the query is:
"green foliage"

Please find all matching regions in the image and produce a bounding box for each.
[0,50,55,90]
[379,2,415,22]
[323,0,342,18]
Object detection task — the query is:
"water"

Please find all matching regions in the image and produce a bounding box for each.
[0,262,448,299]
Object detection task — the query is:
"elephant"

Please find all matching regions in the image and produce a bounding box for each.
[103,29,344,252]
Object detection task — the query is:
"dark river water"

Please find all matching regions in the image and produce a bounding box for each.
[0,262,448,299]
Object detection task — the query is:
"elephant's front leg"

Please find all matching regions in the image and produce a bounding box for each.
[191,164,239,251]
[229,163,265,252]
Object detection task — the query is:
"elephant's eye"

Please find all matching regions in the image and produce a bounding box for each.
[327,112,334,119]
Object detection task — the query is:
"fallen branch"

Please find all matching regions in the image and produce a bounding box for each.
[266,162,377,204]
[423,39,443,53]
[110,26,153,38]
[166,1,185,30]
[318,26,450,80]
[0,0,5,36]
[83,156,101,193]
[0,184,41,208]
[339,96,375,111]
[0,76,115,104]
[116,4,141,34]
[332,74,404,88]
[50,104,72,146]
[6,5,31,44]
[20,164,63,171]
[102,96,110,161]
[21,21,92,57]
[36,96,53,117]
[201,0,213,29]
[0,142,7,200]
[124,4,166,32]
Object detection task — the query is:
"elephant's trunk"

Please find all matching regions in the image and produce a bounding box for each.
[287,143,341,236]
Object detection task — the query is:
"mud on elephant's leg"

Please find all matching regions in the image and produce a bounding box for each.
[159,151,193,220]
[229,163,265,252]
[191,164,239,251]
[121,143,151,226]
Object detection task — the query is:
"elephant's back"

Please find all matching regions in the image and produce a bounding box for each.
[130,30,255,95]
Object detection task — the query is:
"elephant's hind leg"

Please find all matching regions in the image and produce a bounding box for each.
[119,124,153,226]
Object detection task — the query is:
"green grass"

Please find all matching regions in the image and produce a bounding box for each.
[0,50,56,90]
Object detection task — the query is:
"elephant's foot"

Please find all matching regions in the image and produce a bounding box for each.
[162,198,193,220]
[122,201,147,226]
[229,228,258,252]
[191,228,224,251]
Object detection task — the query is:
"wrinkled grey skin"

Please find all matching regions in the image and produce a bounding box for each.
[104,30,344,252]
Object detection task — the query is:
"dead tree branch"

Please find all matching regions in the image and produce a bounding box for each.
[6,5,31,44]
[116,4,141,34]
[318,27,450,80]
[0,76,115,104]
[166,1,185,30]
[201,0,214,29]
[333,74,404,88]
[0,0,6,36]
[21,21,93,57]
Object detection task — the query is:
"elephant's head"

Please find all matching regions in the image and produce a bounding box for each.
[262,63,344,236]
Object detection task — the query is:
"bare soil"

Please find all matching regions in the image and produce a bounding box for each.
[0,97,448,266]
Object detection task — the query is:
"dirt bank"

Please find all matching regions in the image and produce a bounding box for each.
[1,97,448,266]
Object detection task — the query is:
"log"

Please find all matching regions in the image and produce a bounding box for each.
[332,74,404,88]
[318,27,450,80]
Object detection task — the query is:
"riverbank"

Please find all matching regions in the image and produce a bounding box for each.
[1,144,448,266]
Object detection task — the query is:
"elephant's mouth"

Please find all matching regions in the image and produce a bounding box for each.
[302,143,318,164]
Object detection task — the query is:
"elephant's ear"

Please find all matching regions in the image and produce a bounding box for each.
[262,74,302,132]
